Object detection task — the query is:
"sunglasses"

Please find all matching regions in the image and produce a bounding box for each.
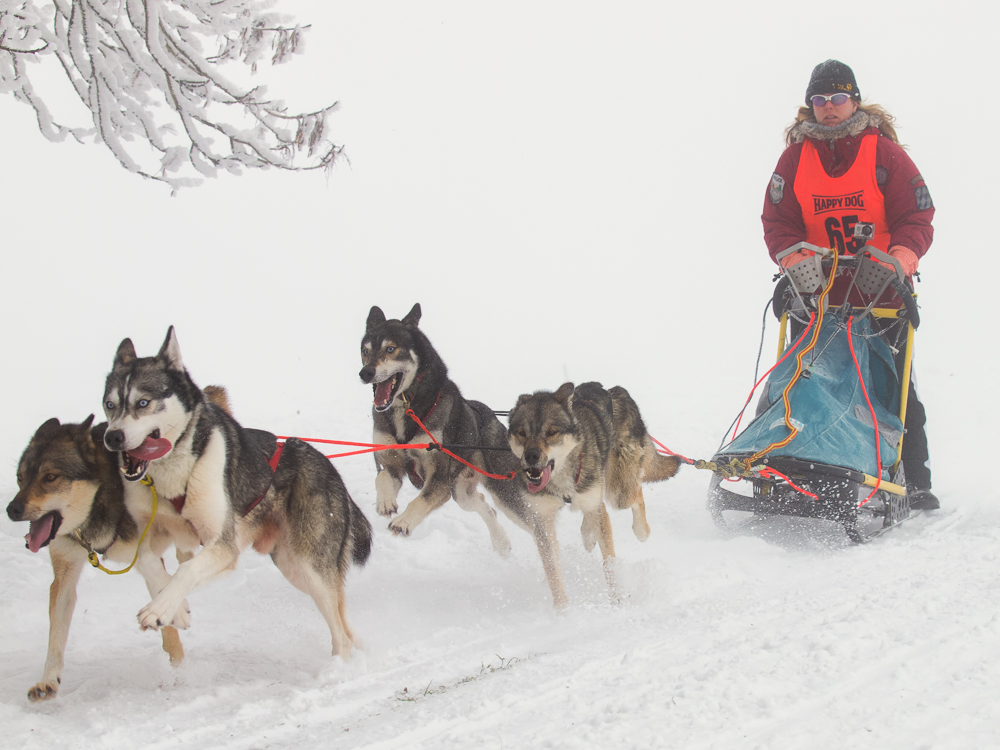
[810,93,853,107]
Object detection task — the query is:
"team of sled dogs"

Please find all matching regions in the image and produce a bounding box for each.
[6,304,679,701]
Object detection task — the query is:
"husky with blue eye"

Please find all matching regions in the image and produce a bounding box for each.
[102,326,372,658]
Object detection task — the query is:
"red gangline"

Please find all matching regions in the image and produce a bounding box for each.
[846,316,882,507]
[405,409,516,481]
[275,435,430,460]
[757,466,818,500]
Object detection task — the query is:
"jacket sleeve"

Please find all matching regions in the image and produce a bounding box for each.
[877,137,934,258]
[762,143,807,264]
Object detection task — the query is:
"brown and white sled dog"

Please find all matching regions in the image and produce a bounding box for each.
[102,326,372,657]
[6,416,186,702]
[359,303,524,554]
[507,382,680,607]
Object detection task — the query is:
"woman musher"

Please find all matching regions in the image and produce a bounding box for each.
[762,60,938,509]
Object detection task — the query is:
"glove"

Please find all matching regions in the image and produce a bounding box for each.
[873,245,919,276]
[779,248,815,268]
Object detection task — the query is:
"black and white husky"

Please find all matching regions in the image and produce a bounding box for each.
[102,327,372,656]
[359,304,528,553]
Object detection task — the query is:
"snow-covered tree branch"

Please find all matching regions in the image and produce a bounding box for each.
[0,0,340,190]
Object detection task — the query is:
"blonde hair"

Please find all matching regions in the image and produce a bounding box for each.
[784,101,901,146]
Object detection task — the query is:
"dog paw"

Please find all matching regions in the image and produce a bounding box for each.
[491,533,512,558]
[170,601,192,630]
[632,518,651,543]
[27,680,59,702]
[138,602,174,632]
[376,497,398,518]
[388,509,419,536]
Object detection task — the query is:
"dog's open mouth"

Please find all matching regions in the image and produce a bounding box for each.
[524,461,554,493]
[372,374,402,412]
[122,429,172,482]
[25,511,63,553]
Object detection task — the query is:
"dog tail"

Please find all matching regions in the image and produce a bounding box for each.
[203,385,233,415]
[350,502,373,568]
[642,437,681,483]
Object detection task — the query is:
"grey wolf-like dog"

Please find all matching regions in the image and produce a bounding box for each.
[7,416,186,701]
[507,382,680,607]
[102,327,372,656]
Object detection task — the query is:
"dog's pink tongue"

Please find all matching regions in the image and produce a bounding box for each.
[126,436,173,461]
[26,515,54,553]
[526,463,552,494]
[374,379,394,407]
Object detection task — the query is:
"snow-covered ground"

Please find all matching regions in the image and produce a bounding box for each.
[2,2,999,748]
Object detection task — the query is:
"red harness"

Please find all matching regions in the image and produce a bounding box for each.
[166,442,284,517]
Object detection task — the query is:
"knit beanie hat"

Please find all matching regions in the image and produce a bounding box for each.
[805,60,861,104]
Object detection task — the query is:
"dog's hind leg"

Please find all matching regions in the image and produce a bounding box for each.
[453,475,512,557]
[271,541,353,657]
[29,543,85,702]
[629,488,651,542]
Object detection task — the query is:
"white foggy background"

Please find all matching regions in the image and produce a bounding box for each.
[1,1,993,484]
[2,3,999,747]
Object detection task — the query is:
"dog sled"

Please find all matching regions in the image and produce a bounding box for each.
[707,233,922,543]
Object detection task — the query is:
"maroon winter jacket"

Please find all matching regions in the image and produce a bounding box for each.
[762,122,934,263]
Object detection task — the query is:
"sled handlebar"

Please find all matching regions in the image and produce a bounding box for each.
[772,250,920,328]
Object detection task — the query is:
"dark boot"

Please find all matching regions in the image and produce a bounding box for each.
[908,489,940,510]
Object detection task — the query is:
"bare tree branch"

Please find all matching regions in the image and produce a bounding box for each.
[0,0,341,190]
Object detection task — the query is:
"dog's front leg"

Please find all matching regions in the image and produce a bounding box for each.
[532,510,568,610]
[134,535,191,634]
[137,541,239,630]
[375,467,404,517]
[388,472,453,536]
[29,541,85,702]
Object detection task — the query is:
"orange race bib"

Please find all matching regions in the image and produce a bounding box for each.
[793,134,889,255]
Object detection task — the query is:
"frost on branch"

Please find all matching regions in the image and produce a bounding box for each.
[0,0,340,189]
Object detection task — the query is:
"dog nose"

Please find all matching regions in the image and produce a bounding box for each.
[104,429,126,451]
[6,498,24,522]
[359,366,375,384]
[524,448,541,466]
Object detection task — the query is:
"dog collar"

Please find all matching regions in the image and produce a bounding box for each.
[72,512,127,558]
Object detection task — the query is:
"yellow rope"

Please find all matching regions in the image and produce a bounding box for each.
[746,249,840,468]
[79,475,158,575]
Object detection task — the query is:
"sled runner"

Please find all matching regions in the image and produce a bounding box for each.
[707,234,921,543]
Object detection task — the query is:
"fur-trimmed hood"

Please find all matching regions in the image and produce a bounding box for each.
[789,110,883,144]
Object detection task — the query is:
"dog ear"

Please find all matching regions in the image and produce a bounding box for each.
[36,417,61,435]
[77,415,98,463]
[552,382,575,405]
[114,338,137,367]
[401,303,422,328]
[366,306,386,332]
[156,326,184,371]
[513,393,532,413]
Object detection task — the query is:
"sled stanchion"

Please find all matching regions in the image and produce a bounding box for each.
[893,321,915,473]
